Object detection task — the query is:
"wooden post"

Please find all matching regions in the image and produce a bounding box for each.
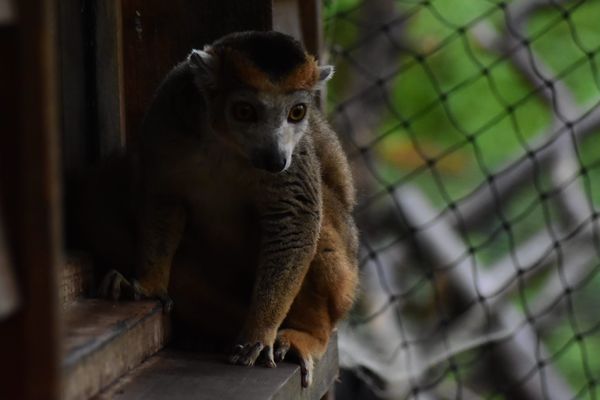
[298,0,322,59]
[91,0,273,149]
[273,0,322,58]
[0,0,62,398]
[273,0,324,109]
[58,0,92,173]
[94,0,127,156]
[0,212,19,320]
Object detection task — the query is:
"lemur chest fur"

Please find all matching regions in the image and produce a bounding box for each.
[152,138,262,251]
[186,175,259,246]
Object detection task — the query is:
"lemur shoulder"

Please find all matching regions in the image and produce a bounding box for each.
[73,31,358,387]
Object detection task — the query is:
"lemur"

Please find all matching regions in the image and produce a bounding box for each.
[73,31,358,387]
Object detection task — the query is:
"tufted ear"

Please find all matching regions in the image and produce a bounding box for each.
[318,65,335,83]
[188,47,217,89]
[314,65,334,90]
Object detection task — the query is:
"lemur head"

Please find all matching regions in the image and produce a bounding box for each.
[188,31,334,173]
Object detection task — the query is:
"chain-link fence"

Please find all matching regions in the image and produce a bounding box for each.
[324,1,600,399]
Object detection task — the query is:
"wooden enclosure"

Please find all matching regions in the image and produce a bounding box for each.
[0,0,334,399]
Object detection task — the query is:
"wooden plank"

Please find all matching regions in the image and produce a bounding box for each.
[59,253,94,308]
[97,332,338,400]
[273,0,321,58]
[273,0,302,40]
[94,0,126,157]
[298,0,322,60]
[298,0,324,110]
[0,211,19,319]
[0,12,20,327]
[63,299,170,400]
[0,0,16,25]
[119,0,273,143]
[58,0,92,173]
[273,0,325,110]
[0,0,62,398]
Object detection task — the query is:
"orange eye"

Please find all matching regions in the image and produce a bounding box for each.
[288,104,307,123]
[232,102,257,122]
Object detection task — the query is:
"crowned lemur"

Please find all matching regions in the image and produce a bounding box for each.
[73,31,358,387]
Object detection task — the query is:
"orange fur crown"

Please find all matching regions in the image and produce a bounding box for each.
[208,31,320,92]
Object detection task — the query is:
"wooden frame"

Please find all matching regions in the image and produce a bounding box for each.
[0,0,331,398]
[0,0,62,399]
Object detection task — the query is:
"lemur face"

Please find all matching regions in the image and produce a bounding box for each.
[222,89,311,173]
[188,31,334,173]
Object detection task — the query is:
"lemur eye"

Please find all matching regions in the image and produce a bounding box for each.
[232,102,257,122]
[288,104,307,123]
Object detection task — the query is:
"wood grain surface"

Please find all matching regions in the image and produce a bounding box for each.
[98,332,339,400]
[63,300,170,400]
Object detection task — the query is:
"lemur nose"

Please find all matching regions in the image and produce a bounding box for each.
[253,151,287,173]
[264,153,287,173]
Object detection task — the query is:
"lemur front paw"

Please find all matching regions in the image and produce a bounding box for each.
[274,329,326,388]
[229,341,276,368]
[98,269,139,300]
[98,269,174,313]
[229,330,277,368]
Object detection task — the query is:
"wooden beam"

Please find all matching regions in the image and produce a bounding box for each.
[116,0,272,145]
[94,0,126,157]
[273,0,302,40]
[273,0,321,58]
[98,332,339,399]
[58,0,93,173]
[0,0,16,25]
[0,212,19,319]
[298,0,322,59]
[0,0,62,398]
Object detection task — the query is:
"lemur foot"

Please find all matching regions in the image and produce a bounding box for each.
[275,329,326,388]
[229,337,276,368]
[229,326,276,368]
[98,269,174,313]
[98,269,138,300]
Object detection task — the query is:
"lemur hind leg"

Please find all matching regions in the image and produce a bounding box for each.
[275,200,358,387]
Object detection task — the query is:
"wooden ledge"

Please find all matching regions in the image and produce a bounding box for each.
[97,332,339,400]
[63,299,170,400]
[60,253,93,308]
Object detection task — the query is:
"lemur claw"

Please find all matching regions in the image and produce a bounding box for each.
[274,333,314,387]
[229,342,263,366]
[229,342,275,368]
[130,279,174,313]
[98,270,174,313]
[273,338,290,363]
[98,269,134,300]
[157,292,174,313]
[299,357,313,388]
[259,346,276,368]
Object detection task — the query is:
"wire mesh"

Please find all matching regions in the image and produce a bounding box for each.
[324,1,600,399]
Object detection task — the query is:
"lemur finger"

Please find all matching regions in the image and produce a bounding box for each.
[98,269,130,300]
[274,339,290,363]
[130,280,145,301]
[241,342,264,366]
[97,270,114,298]
[111,277,122,300]
[258,346,276,368]
[229,344,245,364]
[157,294,174,314]
[230,342,264,367]
[299,356,314,388]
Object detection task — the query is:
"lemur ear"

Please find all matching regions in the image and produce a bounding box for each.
[188,48,217,88]
[317,65,335,83]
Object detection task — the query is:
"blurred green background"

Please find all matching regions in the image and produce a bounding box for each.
[324,0,600,398]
